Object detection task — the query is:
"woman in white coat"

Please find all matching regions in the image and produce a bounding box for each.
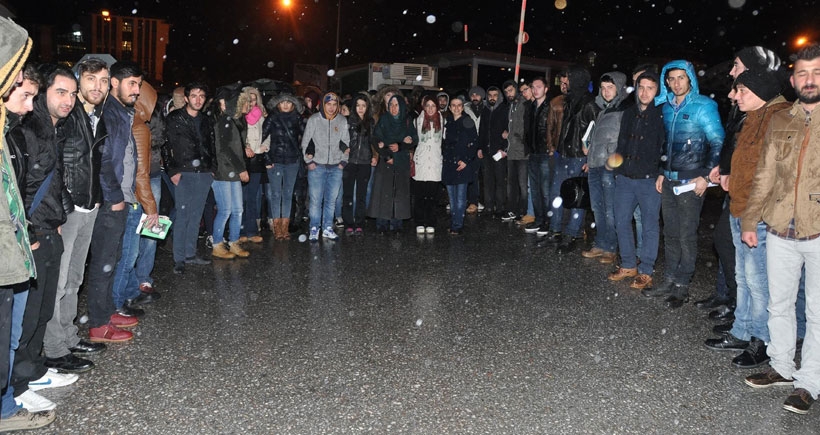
[412,95,444,234]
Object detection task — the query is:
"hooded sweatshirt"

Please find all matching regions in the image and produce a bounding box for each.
[587,71,628,168]
[655,60,725,180]
[301,92,350,166]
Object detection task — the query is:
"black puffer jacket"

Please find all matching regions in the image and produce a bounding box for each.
[346,114,375,165]
[479,100,510,155]
[21,96,73,234]
[164,108,215,176]
[262,110,303,165]
[62,100,103,209]
[557,67,601,158]
[524,99,550,155]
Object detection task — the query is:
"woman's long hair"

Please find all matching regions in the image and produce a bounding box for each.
[351,93,372,135]
[420,95,441,133]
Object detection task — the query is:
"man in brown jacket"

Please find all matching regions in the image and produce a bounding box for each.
[741,44,820,415]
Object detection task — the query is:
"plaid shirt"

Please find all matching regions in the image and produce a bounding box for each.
[768,218,820,241]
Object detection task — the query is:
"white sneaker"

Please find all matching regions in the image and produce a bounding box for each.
[416,226,425,234]
[28,368,79,391]
[425,227,435,234]
[16,390,56,412]
[322,227,339,241]
[477,203,485,212]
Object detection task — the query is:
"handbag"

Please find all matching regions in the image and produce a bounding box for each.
[560,175,590,210]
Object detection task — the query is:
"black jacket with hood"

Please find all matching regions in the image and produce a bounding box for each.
[262,94,304,166]
[478,99,510,155]
[556,66,601,158]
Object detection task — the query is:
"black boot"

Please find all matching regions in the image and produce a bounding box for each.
[665,284,689,309]
[732,337,770,369]
[643,280,674,298]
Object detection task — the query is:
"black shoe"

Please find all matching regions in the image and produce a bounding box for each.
[44,354,94,374]
[709,305,735,322]
[695,295,732,310]
[705,334,749,351]
[69,340,107,356]
[173,262,185,274]
[556,236,578,254]
[117,305,144,318]
[712,323,733,335]
[523,222,541,234]
[185,256,211,266]
[643,280,674,298]
[125,292,153,308]
[501,212,517,222]
[733,337,770,369]
[664,284,689,309]
[536,225,551,237]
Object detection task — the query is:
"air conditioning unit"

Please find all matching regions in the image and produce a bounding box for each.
[382,63,436,86]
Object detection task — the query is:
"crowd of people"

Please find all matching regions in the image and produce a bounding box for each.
[0,13,819,431]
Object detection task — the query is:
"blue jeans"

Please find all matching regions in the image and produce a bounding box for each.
[134,176,162,287]
[266,163,299,219]
[549,154,586,237]
[634,206,643,255]
[588,166,617,252]
[307,164,343,230]
[660,179,705,285]
[446,183,468,231]
[527,153,551,226]
[172,172,214,263]
[212,180,244,244]
[1,290,27,418]
[241,172,263,237]
[730,217,770,342]
[111,203,144,309]
[614,176,661,275]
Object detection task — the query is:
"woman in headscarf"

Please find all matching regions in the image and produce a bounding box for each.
[441,95,479,235]
[412,95,444,234]
[239,86,267,243]
[368,94,418,234]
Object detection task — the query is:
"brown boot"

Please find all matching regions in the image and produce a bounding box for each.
[272,218,283,240]
[228,241,250,258]
[280,218,291,240]
[212,243,236,260]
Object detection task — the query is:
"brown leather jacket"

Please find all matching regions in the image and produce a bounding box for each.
[728,96,790,217]
[742,101,820,237]
[132,82,158,215]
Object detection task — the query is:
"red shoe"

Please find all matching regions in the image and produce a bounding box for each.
[109,313,139,328]
[89,323,133,343]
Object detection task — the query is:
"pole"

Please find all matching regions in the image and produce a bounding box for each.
[514,0,526,82]
[334,0,341,71]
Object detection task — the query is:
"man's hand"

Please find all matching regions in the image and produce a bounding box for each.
[741,231,758,248]
[403,136,413,144]
[386,158,394,165]
[111,201,126,211]
[244,147,255,158]
[170,173,181,185]
[693,176,709,196]
[57,226,62,236]
[239,171,249,183]
[708,166,721,184]
[307,162,317,171]
[305,154,314,160]
[144,213,159,229]
[371,157,378,167]
[456,160,467,171]
[655,175,665,193]
[389,143,399,152]
[720,174,730,192]
[502,130,509,139]
[582,163,588,173]
[266,164,274,169]
[31,241,40,251]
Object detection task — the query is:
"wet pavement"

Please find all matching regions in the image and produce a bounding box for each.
[31,196,820,434]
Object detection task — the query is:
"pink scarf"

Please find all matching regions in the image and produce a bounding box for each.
[245,105,263,125]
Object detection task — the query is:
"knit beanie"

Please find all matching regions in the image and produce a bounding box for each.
[735,70,782,102]
[468,86,486,100]
[0,17,32,152]
[735,46,781,74]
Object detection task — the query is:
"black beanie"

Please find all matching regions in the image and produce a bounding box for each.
[735,46,781,74]
[735,70,782,102]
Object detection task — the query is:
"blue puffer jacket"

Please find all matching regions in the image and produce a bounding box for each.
[655,60,725,180]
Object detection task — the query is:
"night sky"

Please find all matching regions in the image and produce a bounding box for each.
[7,0,820,88]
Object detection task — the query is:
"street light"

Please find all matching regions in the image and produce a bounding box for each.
[796,36,808,47]
[282,0,292,7]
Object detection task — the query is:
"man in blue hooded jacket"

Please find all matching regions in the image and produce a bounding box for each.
[643,60,725,308]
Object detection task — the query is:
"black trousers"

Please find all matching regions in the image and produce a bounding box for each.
[507,159,528,216]
[0,287,13,395]
[483,156,508,213]
[12,230,62,395]
[342,163,371,228]
[86,203,127,328]
[413,180,439,227]
[713,198,737,300]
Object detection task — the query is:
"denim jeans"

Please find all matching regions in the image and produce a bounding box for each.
[614,176,661,275]
[729,217,769,342]
[86,202,127,327]
[766,234,820,398]
[588,166,617,252]
[660,179,705,285]
[549,154,586,238]
[44,206,97,358]
[446,183,468,231]
[133,176,162,287]
[172,172,213,263]
[267,163,299,219]
[111,203,144,309]
[241,172,263,237]
[212,180,244,244]
[1,289,26,418]
[527,153,551,226]
[307,164,343,230]
[634,206,643,255]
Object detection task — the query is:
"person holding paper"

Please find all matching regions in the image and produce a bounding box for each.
[477,86,509,218]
